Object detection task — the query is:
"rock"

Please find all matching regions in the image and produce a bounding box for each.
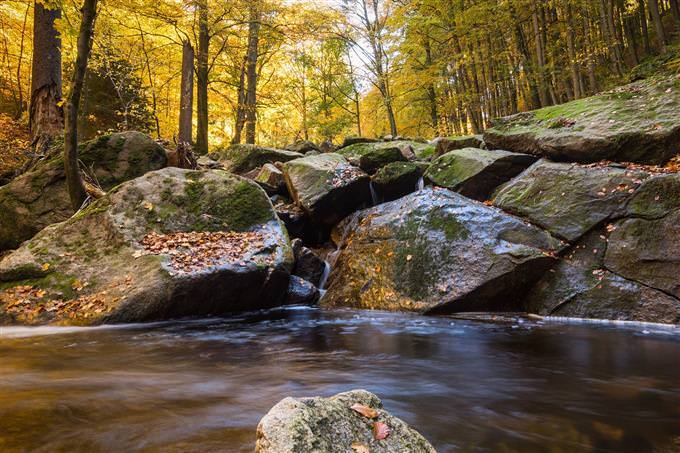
[282,153,371,226]
[424,148,537,201]
[526,229,680,323]
[255,389,436,453]
[0,131,167,252]
[255,163,287,196]
[196,155,223,169]
[493,160,648,242]
[286,140,320,154]
[319,140,335,153]
[322,188,562,314]
[339,137,379,149]
[371,162,425,203]
[483,76,680,164]
[291,239,326,287]
[0,168,293,326]
[432,135,485,157]
[209,144,303,174]
[337,142,407,174]
[284,275,320,306]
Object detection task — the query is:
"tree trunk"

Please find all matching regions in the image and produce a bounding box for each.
[195,0,209,154]
[565,3,581,99]
[244,3,261,145]
[64,0,98,211]
[638,0,651,54]
[231,56,247,144]
[648,0,667,52]
[30,1,63,151]
[178,39,194,145]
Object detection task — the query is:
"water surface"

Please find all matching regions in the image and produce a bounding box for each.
[1,307,679,452]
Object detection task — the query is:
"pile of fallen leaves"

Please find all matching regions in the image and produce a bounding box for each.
[139,230,266,274]
[0,114,30,178]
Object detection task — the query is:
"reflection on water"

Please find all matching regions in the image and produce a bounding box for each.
[1,307,679,452]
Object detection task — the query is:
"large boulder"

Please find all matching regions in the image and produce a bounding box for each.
[291,239,326,287]
[285,140,320,154]
[425,148,537,201]
[322,188,563,314]
[339,137,379,149]
[0,168,293,326]
[432,135,485,157]
[493,160,648,242]
[255,163,287,195]
[282,153,371,226]
[371,162,425,203]
[0,131,167,251]
[336,142,407,173]
[484,75,680,164]
[209,144,303,174]
[255,389,436,453]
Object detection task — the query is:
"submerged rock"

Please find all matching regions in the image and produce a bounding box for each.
[210,144,303,174]
[323,188,562,314]
[493,160,648,242]
[255,389,436,453]
[0,168,293,326]
[484,76,680,164]
[283,153,371,226]
[432,135,485,157]
[425,148,536,201]
[371,162,425,202]
[0,131,167,251]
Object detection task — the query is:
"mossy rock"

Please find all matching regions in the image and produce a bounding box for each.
[0,168,293,326]
[484,75,680,164]
[209,144,303,174]
[432,135,485,158]
[0,131,167,251]
[282,153,371,226]
[256,389,436,453]
[322,187,562,314]
[493,160,648,242]
[371,161,424,202]
[425,148,536,201]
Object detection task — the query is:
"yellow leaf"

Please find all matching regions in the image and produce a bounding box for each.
[41,263,50,271]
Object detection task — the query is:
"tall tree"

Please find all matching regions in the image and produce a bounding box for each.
[178,39,194,145]
[64,0,98,210]
[244,1,261,144]
[30,1,63,151]
[195,0,209,154]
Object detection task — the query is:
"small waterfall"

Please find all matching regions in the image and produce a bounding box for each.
[416,176,425,191]
[318,261,332,290]
[369,181,379,206]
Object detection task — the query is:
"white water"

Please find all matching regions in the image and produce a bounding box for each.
[318,261,332,290]
[416,176,425,191]
[369,180,379,205]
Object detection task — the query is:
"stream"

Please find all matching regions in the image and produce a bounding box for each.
[1,307,679,452]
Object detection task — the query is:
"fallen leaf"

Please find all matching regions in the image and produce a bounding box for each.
[41,263,50,271]
[351,403,379,419]
[373,421,390,440]
[351,442,370,453]
[406,255,412,261]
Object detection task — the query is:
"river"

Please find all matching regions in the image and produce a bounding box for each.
[1,307,679,452]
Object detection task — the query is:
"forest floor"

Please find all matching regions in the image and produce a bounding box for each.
[0,114,30,179]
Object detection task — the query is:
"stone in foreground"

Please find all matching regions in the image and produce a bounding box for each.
[425,148,536,201]
[0,131,167,251]
[210,144,303,174]
[484,76,680,164]
[283,153,371,226]
[255,389,436,453]
[0,168,293,325]
[323,188,562,314]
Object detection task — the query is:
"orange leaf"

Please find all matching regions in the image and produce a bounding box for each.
[350,403,379,419]
[373,421,390,440]
[351,442,370,453]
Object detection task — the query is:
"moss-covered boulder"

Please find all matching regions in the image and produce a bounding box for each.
[282,153,371,226]
[0,168,293,326]
[339,137,379,149]
[255,389,436,453]
[209,144,303,174]
[425,148,537,201]
[525,228,680,324]
[336,142,407,173]
[322,188,563,314]
[0,131,167,251]
[432,135,485,158]
[255,163,287,195]
[371,162,425,203]
[493,160,648,242]
[285,140,319,154]
[484,75,680,164]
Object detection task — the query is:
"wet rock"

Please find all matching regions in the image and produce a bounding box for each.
[209,144,303,174]
[291,239,326,287]
[432,135,485,158]
[283,153,371,226]
[319,140,335,153]
[0,168,293,326]
[323,188,562,314]
[493,160,648,242]
[484,76,680,164]
[286,140,320,154]
[255,163,287,196]
[284,275,320,306]
[371,162,425,203]
[337,142,407,174]
[0,131,167,251]
[255,389,436,453]
[425,148,536,201]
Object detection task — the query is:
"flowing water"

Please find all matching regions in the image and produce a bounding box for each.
[1,307,679,452]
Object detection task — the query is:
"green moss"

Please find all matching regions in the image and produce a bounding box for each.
[213,181,273,231]
[0,271,78,300]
